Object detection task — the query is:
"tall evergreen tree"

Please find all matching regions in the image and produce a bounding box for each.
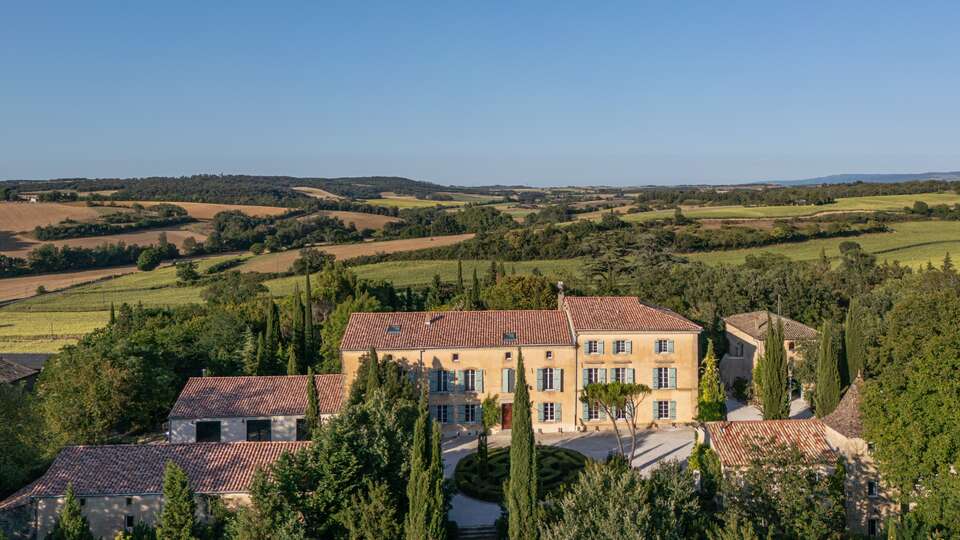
[405,385,433,540]
[697,340,726,421]
[48,483,94,540]
[507,350,538,540]
[109,302,116,325]
[252,332,266,375]
[456,259,464,293]
[365,347,380,394]
[486,260,498,285]
[304,367,320,438]
[756,315,789,420]
[291,283,305,368]
[304,271,315,366]
[264,297,279,360]
[241,327,258,375]
[815,321,841,417]
[843,298,866,381]
[156,461,197,540]
[287,343,299,376]
[426,420,447,539]
[470,269,482,309]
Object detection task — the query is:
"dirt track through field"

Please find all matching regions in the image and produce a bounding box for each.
[240,234,475,273]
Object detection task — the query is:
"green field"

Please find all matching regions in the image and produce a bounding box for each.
[687,220,960,267]
[0,311,110,353]
[612,192,960,222]
[437,192,504,203]
[360,196,467,209]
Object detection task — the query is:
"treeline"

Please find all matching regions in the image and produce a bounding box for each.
[632,179,959,207]
[382,205,517,238]
[0,241,178,278]
[34,215,193,240]
[905,200,960,220]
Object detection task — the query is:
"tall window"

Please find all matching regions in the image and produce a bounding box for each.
[464,404,478,423]
[612,367,626,383]
[246,419,271,441]
[195,421,221,443]
[587,401,600,420]
[868,518,879,537]
[586,368,600,385]
[587,340,600,354]
[614,406,626,419]
[296,419,309,441]
[435,405,449,424]
[734,341,744,356]
[867,480,879,498]
[463,369,477,392]
[655,367,671,389]
[656,401,670,420]
[434,370,449,392]
[543,368,555,391]
[614,340,627,354]
[543,402,556,422]
[655,339,675,354]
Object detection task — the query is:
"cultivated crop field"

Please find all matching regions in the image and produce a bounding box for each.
[0,224,207,258]
[239,234,475,273]
[0,202,107,232]
[311,210,400,230]
[0,311,111,353]
[687,220,960,267]
[586,192,960,223]
[360,194,467,209]
[0,266,140,303]
[292,186,343,199]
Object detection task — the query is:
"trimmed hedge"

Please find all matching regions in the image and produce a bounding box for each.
[454,445,588,502]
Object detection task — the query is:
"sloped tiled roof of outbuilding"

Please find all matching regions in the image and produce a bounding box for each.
[168,375,344,419]
[724,311,818,341]
[563,296,702,332]
[705,419,836,468]
[0,357,37,384]
[821,380,864,439]
[5,442,310,501]
[340,310,574,351]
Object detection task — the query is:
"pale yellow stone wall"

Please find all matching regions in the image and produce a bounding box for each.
[575,331,700,426]
[824,426,898,536]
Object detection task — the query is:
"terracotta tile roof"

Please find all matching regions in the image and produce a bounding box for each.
[724,311,818,341]
[705,419,836,468]
[0,479,41,511]
[821,380,864,439]
[14,442,310,500]
[563,296,702,332]
[0,357,38,384]
[340,310,574,351]
[168,375,344,419]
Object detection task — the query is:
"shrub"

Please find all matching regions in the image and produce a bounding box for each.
[731,377,752,402]
[136,248,162,271]
[454,446,587,502]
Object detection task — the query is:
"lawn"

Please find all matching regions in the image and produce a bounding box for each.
[455,446,588,502]
[610,192,960,223]
[687,220,960,267]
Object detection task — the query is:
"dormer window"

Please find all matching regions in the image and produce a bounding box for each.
[386,325,401,334]
[503,331,517,342]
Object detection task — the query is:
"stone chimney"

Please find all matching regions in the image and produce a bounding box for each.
[557,281,565,310]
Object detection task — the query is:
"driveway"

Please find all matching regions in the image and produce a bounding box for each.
[443,426,696,527]
[726,397,813,420]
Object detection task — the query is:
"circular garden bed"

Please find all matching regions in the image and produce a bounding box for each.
[454,445,588,502]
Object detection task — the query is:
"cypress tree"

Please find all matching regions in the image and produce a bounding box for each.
[499,261,506,279]
[697,339,726,421]
[757,314,789,420]
[264,297,280,364]
[291,284,305,368]
[156,461,196,540]
[456,259,464,293]
[241,327,258,375]
[286,343,299,376]
[815,321,842,417]
[405,386,432,540]
[426,420,447,539]
[303,271,315,366]
[470,268,481,309]
[365,347,380,395]
[844,299,866,381]
[507,350,538,540]
[486,260,498,285]
[109,302,116,325]
[48,483,94,540]
[304,367,320,438]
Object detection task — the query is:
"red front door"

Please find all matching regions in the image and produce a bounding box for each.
[501,403,513,430]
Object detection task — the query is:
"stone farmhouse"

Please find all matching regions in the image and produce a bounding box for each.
[720,310,818,390]
[339,295,703,433]
[168,374,344,443]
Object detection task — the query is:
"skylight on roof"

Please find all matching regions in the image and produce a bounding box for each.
[502,331,517,341]
[387,325,401,334]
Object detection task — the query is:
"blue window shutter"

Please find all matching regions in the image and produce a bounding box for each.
[536,368,544,391]
[456,370,464,393]
[558,368,564,392]
[582,402,589,420]
[607,368,615,383]
[429,370,437,393]
[537,403,544,422]
[668,340,675,353]
[669,401,677,420]
[669,368,677,389]
[501,368,509,392]
[598,341,605,354]
[510,369,516,392]
[582,369,589,387]
[626,340,632,354]
[654,340,660,354]
[599,369,607,384]
[444,371,452,392]
[652,400,658,419]
[652,368,659,389]
[456,404,464,423]
[477,370,484,392]
[556,403,562,422]
[627,368,635,384]
[599,406,607,420]
[583,341,589,355]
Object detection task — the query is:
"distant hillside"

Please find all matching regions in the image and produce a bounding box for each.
[774,171,960,186]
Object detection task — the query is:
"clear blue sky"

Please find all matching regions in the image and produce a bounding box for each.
[2,1,959,186]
